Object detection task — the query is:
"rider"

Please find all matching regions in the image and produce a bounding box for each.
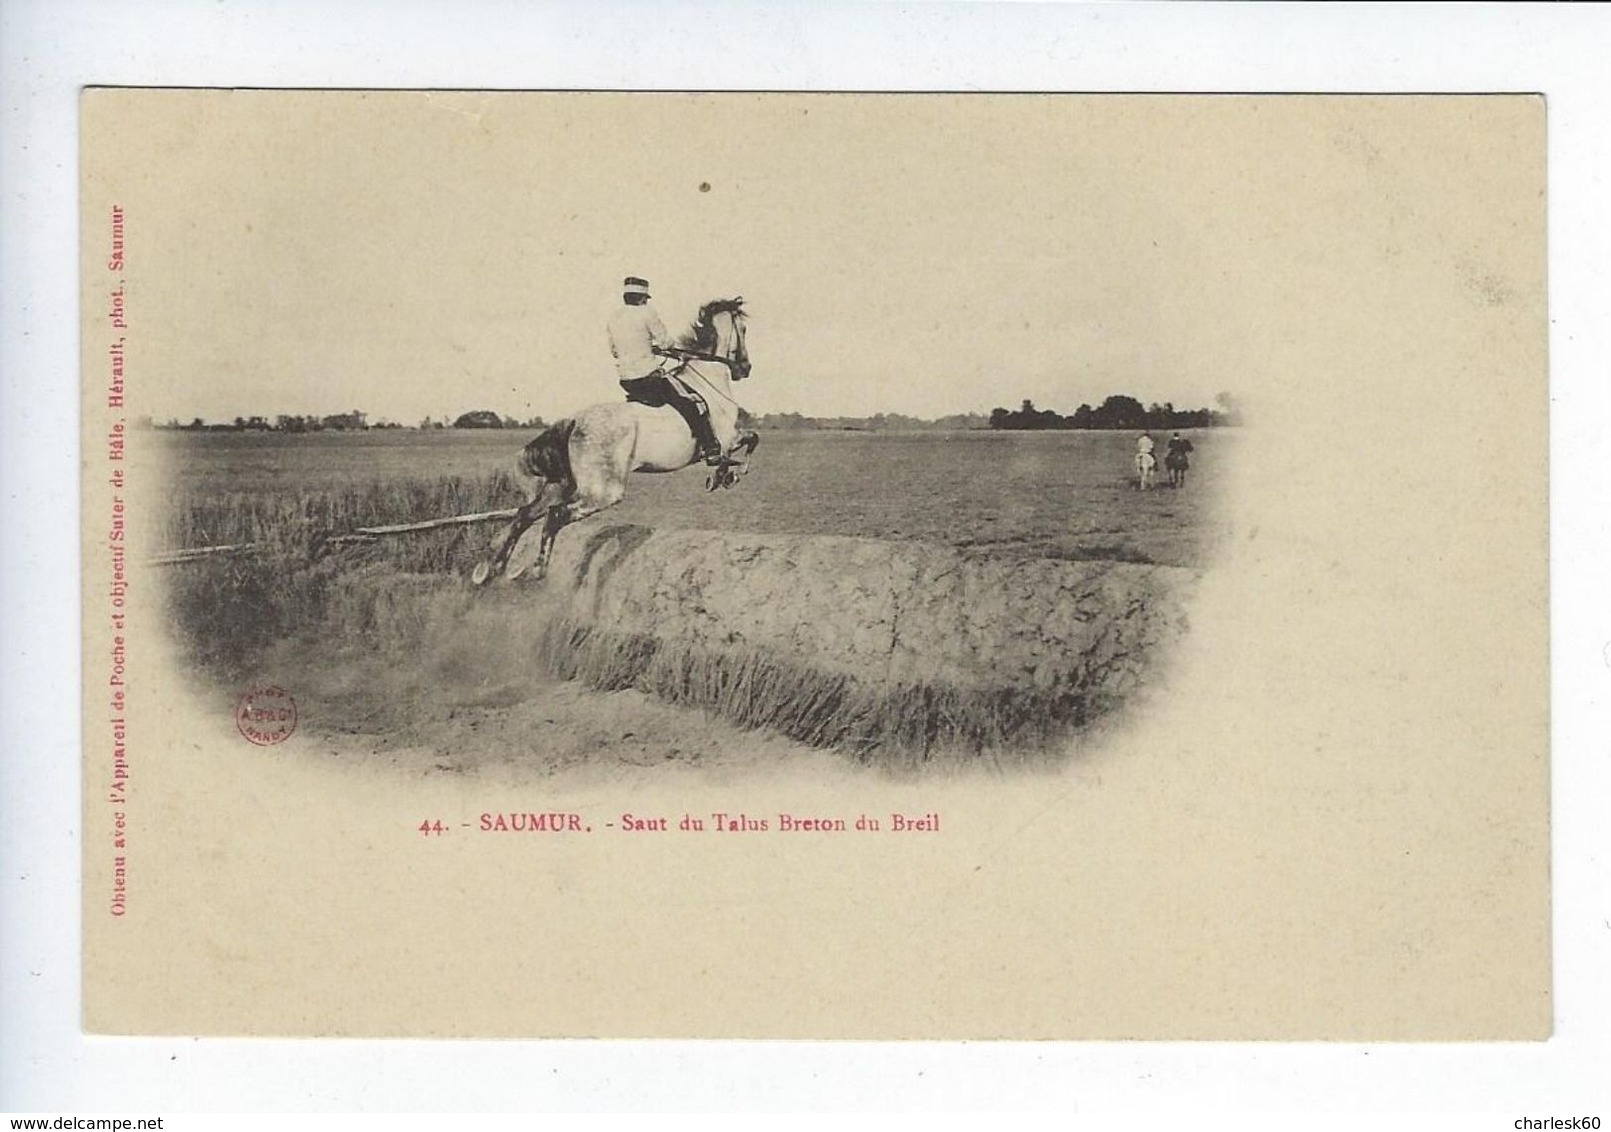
[608,276,724,465]
[1166,431,1194,462]
[1136,430,1156,462]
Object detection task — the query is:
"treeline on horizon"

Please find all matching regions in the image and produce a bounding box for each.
[150,393,1241,434]
[988,394,1240,431]
[149,409,990,433]
[152,410,550,433]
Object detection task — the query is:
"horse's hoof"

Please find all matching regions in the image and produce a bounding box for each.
[471,561,493,586]
[507,560,528,582]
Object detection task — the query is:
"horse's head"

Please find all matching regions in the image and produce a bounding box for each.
[687,297,750,381]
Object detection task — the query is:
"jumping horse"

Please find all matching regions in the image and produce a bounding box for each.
[473,297,755,584]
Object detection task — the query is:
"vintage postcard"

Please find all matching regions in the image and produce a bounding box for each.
[80,90,1548,1039]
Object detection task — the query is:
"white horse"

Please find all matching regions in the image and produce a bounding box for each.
[474,297,755,584]
[1134,449,1157,490]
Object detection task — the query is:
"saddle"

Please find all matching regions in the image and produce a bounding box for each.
[620,368,696,409]
[620,375,669,408]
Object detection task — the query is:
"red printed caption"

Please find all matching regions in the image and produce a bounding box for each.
[106,205,130,918]
[415,811,942,835]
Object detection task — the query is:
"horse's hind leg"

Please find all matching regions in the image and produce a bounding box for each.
[561,479,628,529]
[477,467,574,584]
[532,500,569,580]
[529,487,628,579]
[473,482,550,585]
[475,419,580,585]
[530,421,634,576]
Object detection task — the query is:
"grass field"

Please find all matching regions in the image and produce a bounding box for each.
[160,427,1229,568]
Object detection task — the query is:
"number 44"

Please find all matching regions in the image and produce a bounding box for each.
[418,819,446,836]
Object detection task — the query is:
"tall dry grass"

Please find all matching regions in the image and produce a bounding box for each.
[532,616,1098,761]
[162,471,523,674]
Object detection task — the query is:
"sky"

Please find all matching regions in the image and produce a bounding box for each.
[97,91,1531,426]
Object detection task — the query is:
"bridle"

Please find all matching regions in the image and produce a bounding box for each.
[663,306,749,407]
[663,307,748,376]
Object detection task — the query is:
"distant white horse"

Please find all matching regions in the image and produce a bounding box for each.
[1134,449,1157,490]
[474,297,754,584]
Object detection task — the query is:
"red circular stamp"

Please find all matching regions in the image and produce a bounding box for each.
[236,686,297,746]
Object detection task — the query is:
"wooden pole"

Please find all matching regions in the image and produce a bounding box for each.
[350,507,519,536]
[148,543,258,565]
[150,507,520,564]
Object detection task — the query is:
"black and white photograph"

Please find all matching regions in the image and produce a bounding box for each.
[132,93,1242,775]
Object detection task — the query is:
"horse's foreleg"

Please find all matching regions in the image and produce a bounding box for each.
[729,429,759,480]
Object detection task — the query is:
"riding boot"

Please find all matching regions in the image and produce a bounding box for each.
[694,419,725,465]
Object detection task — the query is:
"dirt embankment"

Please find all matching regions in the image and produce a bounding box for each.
[186,521,1196,771]
[526,524,1198,758]
[257,526,1192,763]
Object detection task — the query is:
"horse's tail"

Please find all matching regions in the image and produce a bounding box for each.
[519,418,576,487]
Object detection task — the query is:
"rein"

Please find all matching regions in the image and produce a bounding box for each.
[661,346,731,366]
[673,357,744,409]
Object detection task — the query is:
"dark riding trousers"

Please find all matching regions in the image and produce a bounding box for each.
[620,369,713,447]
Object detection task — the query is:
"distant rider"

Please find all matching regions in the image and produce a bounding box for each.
[1136,430,1156,461]
[608,276,723,465]
[1165,430,1193,486]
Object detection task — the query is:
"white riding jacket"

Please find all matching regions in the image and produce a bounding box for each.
[607,303,673,381]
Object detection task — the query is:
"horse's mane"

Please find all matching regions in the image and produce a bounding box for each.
[672,297,746,353]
